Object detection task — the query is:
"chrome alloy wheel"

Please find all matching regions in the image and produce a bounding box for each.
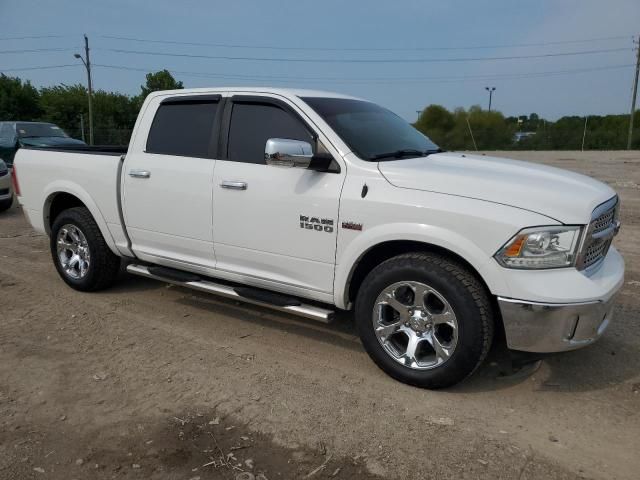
[56,224,91,279]
[373,281,459,370]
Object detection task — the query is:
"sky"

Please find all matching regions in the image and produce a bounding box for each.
[1,0,639,122]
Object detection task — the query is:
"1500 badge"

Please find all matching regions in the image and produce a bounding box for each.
[300,215,334,233]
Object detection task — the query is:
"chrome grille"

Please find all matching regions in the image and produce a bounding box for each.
[583,239,611,266]
[592,208,615,234]
[578,197,619,271]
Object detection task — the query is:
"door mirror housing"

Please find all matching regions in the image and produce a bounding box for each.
[265,138,313,168]
[264,138,336,172]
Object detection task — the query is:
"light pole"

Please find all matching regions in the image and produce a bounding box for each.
[74,34,94,145]
[485,87,496,112]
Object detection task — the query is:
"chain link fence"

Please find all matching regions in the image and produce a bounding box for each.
[66,128,133,146]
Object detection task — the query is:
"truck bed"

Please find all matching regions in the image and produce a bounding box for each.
[14,147,132,258]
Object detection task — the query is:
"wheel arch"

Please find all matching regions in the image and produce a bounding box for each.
[339,238,506,341]
[335,222,509,309]
[346,239,487,298]
[43,185,119,256]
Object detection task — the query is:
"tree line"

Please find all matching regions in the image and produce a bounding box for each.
[1,70,638,149]
[0,70,182,145]
[415,104,639,150]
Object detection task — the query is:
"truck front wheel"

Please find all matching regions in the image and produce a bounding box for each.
[50,207,120,292]
[355,252,494,389]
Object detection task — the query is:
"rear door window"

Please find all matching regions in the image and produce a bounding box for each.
[227,102,313,164]
[146,100,219,158]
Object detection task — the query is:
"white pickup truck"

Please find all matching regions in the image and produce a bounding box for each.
[14,88,624,388]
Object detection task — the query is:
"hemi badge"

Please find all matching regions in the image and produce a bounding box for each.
[342,221,363,231]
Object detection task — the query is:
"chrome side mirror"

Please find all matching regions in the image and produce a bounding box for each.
[265,138,313,168]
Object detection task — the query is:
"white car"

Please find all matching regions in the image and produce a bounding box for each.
[13,88,624,388]
[0,159,13,212]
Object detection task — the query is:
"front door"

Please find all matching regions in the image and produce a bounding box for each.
[212,96,344,296]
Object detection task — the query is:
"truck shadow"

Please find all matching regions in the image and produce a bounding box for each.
[173,286,365,354]
[453,302,638,394]
[115,275,638,394]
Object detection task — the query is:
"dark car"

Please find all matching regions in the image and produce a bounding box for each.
[0,121,85,166]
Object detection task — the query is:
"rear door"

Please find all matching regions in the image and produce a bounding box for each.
[122,94,223,272]
[211,95,345,298]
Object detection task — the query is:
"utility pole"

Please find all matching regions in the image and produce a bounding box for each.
[74,34,94,145]
[416,110,422,122]
[485,86,496,112]
[581,116,589,151]
[628,35,640,150]
[79,114,85,143]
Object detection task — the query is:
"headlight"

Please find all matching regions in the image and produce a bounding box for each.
[495,226,582,269]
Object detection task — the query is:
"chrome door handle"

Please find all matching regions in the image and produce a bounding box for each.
[220,180,247,190]
[129,169,151,179]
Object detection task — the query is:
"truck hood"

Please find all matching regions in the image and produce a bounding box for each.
[378,152,616,223]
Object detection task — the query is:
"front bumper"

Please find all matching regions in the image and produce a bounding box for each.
[498,295,617,352]
[497,247,624,353]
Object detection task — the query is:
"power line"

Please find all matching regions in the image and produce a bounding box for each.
[92,63,634,84]
[0,64,79,73]
[99,46,631,64]
[100,34,634,52]
[0,47,77,54]
[2,61,631,82]
[0,34,70,41]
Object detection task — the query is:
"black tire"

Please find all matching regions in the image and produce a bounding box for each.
[0,197,12,212]
[355,252,494,389]
[50,207,120,291]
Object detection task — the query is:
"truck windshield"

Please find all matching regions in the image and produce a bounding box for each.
[17,123,68,138]
[301,97,440,161]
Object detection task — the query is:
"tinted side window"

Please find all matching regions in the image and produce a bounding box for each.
[146,101,218,157]
[228,102,313,164]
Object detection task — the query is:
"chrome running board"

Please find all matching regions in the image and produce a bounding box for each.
[126,264,334,323]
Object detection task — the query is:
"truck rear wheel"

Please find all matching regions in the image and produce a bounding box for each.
[50,207,120,291]
[354,252,494,389]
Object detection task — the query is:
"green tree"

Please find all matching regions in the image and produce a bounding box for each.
[91,90,139,144]
[135,69,183,108]
[415,105,455,146]
[416,104,516,150]
[39,84,138,144]
[0,74,42,120]
[466,105,514,150]
[39,84,88,134]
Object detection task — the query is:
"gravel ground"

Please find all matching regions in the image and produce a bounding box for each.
[0,151,638,480]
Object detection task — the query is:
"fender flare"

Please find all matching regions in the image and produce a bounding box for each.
[42,180,120,256]
[333,223,509,309]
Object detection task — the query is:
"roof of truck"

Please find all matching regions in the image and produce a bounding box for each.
[147,87,363,101]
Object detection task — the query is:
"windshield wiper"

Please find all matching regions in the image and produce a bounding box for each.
[370,149,426,160]
[370,148,443,161]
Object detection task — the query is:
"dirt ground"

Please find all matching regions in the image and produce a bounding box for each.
[1,151,639,480]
